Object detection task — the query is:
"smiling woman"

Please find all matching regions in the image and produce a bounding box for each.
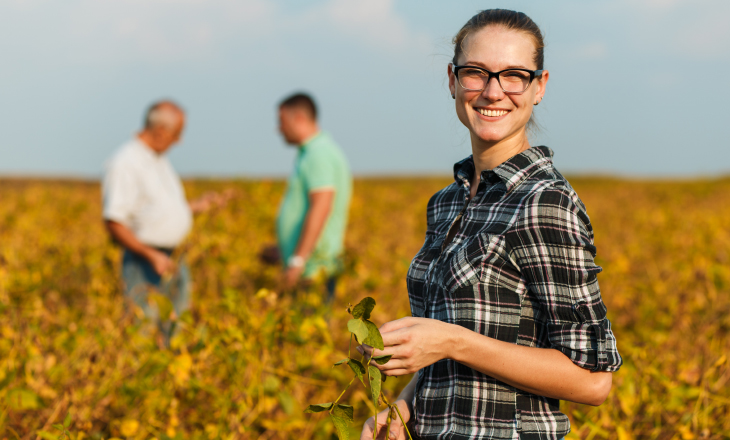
[360,9,622,440]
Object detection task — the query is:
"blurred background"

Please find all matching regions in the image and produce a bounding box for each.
[2,1,730,439]
[1,0,728,178]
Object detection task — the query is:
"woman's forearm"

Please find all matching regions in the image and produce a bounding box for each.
[448,325,611,406]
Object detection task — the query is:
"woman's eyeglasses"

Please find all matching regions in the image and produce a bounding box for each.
[452,64,544,95]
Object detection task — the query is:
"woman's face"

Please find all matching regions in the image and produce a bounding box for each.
[449,26,548,148]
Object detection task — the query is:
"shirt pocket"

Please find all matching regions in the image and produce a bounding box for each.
[444,232,499,294]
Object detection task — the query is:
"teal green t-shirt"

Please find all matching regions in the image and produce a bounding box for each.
[276,132,352,278]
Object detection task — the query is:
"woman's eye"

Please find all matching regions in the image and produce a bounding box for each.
[503,71,528,79]
[464,69,487,77]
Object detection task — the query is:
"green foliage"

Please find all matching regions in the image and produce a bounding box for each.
[347,319,369,345]
[372,355,392,365]
[367,366,382,407]
[304,403,334,413]
[305,297,412,440]
[51,412,72,440]
[346,298,385,350]
[351,297,375,320]
[347,359,366,386]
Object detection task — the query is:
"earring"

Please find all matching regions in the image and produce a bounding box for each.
[534,100,540,106]
[451,94,455,99]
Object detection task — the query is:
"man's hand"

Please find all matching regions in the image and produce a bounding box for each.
[259,244,281,266]
[360,399,411,440]
[106,220,176,277]
[146,249,175,276]
[282,265,304,289]
[189,189,235,214]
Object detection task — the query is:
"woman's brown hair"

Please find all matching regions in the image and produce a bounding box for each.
[452,9,545,69]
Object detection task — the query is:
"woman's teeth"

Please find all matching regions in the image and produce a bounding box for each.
[478,109,508,117]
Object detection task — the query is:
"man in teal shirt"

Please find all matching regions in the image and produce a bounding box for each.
[276,93,352,301]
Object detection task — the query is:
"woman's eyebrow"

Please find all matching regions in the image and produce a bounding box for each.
[462,60,530,70]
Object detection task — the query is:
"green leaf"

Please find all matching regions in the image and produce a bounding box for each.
[303,402,333,413]
[333,358,348,366]
[363,320,384,350]
[347,359,366,385]
[368,365,382,408]
[371,355,392,365]
[63,412,72,428]
[351,297,376,320]
[35,431,56,440]
[332,404,354,422]
[330,413,350,440]
[347,319,368,344]
[278,391,296,415]
[51,424,63,431]
[7,388,41,410]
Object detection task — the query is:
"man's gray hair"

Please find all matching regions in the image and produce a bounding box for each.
[144,100,184,130]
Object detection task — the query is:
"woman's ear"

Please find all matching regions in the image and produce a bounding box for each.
[535,69,549,103]
[448,64,456,99]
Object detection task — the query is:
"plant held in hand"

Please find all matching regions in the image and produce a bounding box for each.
[304,297,412,440]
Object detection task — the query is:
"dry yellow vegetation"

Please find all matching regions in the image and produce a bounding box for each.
[0,177,729,439]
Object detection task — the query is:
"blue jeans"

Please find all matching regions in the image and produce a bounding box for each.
[122,249,191,341]
[325,276,337,304]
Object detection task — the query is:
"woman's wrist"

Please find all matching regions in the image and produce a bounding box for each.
[445,323,496,368]
[442,322,469,363]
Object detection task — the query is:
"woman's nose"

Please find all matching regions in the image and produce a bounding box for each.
[482,76,505,101]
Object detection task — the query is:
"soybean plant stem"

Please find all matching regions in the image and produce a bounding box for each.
[381,390,414,440]
[332,377,356,406]
[393,403,414,440]
[385,406,393,440]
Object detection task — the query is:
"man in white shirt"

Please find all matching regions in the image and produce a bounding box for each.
[102,101,216,339]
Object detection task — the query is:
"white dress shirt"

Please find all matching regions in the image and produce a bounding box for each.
[102,138,192,249]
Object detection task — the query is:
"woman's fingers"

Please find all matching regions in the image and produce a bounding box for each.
[361,408,408,440]
[381,368,413,377]
[379,317,417,334]
[375,357,415,375]
[360,342,405,360]
[360,411,408,440]
[359,416,375,440]
[380,325,413,349]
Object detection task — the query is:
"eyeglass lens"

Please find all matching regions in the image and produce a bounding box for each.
[458,68,532,93]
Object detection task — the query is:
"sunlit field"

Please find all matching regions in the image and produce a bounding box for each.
[1,177,729,439]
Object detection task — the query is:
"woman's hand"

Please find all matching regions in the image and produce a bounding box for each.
[363,317,458,376]
[360,399,410,440]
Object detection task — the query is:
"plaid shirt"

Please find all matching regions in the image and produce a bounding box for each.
[407,146,622,440]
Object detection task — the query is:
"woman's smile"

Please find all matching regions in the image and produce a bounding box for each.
[474,107,510,119]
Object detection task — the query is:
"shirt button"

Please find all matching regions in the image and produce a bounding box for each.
[573,303,590,321]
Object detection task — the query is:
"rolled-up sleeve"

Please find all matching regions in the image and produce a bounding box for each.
[506,187,622,372]
[102,162,138,226]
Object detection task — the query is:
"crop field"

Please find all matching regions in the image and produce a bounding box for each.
[0,177,729,440]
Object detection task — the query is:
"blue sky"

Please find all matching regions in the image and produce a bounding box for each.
[1,0,728,177]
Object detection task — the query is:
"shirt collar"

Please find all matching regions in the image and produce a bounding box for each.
[453,146,554,193]
[134,137,164,160]
[300,131,324,149]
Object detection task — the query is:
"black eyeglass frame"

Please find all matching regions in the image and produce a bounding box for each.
[451,64,544,95]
